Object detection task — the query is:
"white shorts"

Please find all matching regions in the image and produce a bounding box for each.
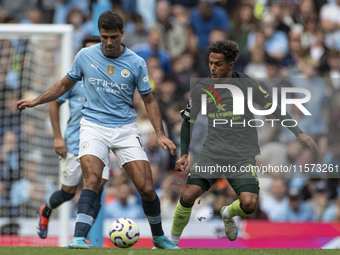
[60,152,110,186]
[78,118,148,168]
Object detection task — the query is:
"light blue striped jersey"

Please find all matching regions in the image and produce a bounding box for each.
[56,81,84,155]
[66,43,152,127]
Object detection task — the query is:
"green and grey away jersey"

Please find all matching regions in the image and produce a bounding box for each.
[182,72,280,160]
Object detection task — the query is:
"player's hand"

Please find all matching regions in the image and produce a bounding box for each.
[175,154,189,172]
[297,133,318,151]
[15,99,37,111]
[158,135,176,155]
[54,137,67,158]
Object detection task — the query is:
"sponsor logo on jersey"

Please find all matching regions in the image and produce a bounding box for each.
[121,68,130,78]
[107,65,115,76]
[143,75,149,82]
[88,78,128,90]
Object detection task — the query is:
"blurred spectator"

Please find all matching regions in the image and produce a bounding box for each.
[301,13,319,50]
[0,89,20,139]
[38,0,55,23]
[165,103,183,149]
[322,194,340,222]
[151,0,187,58]
[122,13,148,48]
[209,28,228,43]
[104,172,144,219]
[146,57,165,93]
[0,130,19,181]
[244,47,267,79]
[20,9,42,24]
[189,0,230,51]
[260,178,289,221]
[267,0,290,34]
[10,153,54,217]
[145,132,170,187]
[160,173,182,219]
[324,51,340,93]
[248,12,288,60]
[309,27,329,74]
[323,133,340,178]
[53,0,90,24]
[294,0,316,26]
[320,0,340,50]
[288,56,328,138]
[172,4,190,26]
[229,2,258,54]
[277,187,315,221]
[132,27,172,76]
[172,52,199,100]
[136,0,156,28]
[189,0,230,76]
[327,90,340,134]
[156,77,178,123]
[307,180,332,221]
[66,8,92,52]
[0,0,37,22]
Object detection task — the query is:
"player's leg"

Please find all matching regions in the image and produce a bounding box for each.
[68,120,108,249]
[170,174,211,246]
[123,160,178,249]
[221,159,260,241]
[37,153,81,239]
[93,166,109,220]
[67,154,104,248]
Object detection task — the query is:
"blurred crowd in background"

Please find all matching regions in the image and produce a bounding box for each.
[1,0,340,232]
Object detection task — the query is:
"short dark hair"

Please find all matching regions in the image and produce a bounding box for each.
[98,11,123,32]
[82,35,101,47]
[208,40,239,63]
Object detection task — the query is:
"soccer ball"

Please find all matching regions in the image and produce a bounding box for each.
[108,218,140,248]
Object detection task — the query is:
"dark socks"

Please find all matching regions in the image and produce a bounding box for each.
[43,189,75,218]
[142,195,164,236]
[93,185,104,220]
[74,189,97,238]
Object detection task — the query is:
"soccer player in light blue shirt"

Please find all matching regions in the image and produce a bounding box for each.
[36,36,110,240]
[16,11,178,249]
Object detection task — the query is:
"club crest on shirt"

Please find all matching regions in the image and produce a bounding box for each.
[106,65,115,76]
[81,141,89,150]
[121,68,130,78]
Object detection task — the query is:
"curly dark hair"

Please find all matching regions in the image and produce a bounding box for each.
[207,40,239,63]
[98,11,123,32]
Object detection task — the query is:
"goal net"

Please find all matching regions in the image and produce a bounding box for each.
[0,24,73,247]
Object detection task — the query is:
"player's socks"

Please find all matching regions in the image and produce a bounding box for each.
[142,195,164,236]
[74,189,97,237]
[224,199,250,218]
[93,185,104,220]
[170,233,180,246]
[43,189,75,218]
[171,197,193,239]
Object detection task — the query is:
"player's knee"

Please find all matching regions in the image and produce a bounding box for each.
[240,194,259,213]
[84,174,101,190]
[181,185,203,205]
[138,184,155,201]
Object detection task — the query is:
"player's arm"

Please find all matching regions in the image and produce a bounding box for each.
[252,81,317,150]
[175,97,199,172]
[16,76,76,111]
[49,101,67,158]
[141,92,176,155]
[175,118,190,172]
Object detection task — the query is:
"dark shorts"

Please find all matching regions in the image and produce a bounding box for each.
[186,156,260,196]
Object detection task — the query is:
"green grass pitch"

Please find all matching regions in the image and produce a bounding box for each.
[1,247,340,255]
